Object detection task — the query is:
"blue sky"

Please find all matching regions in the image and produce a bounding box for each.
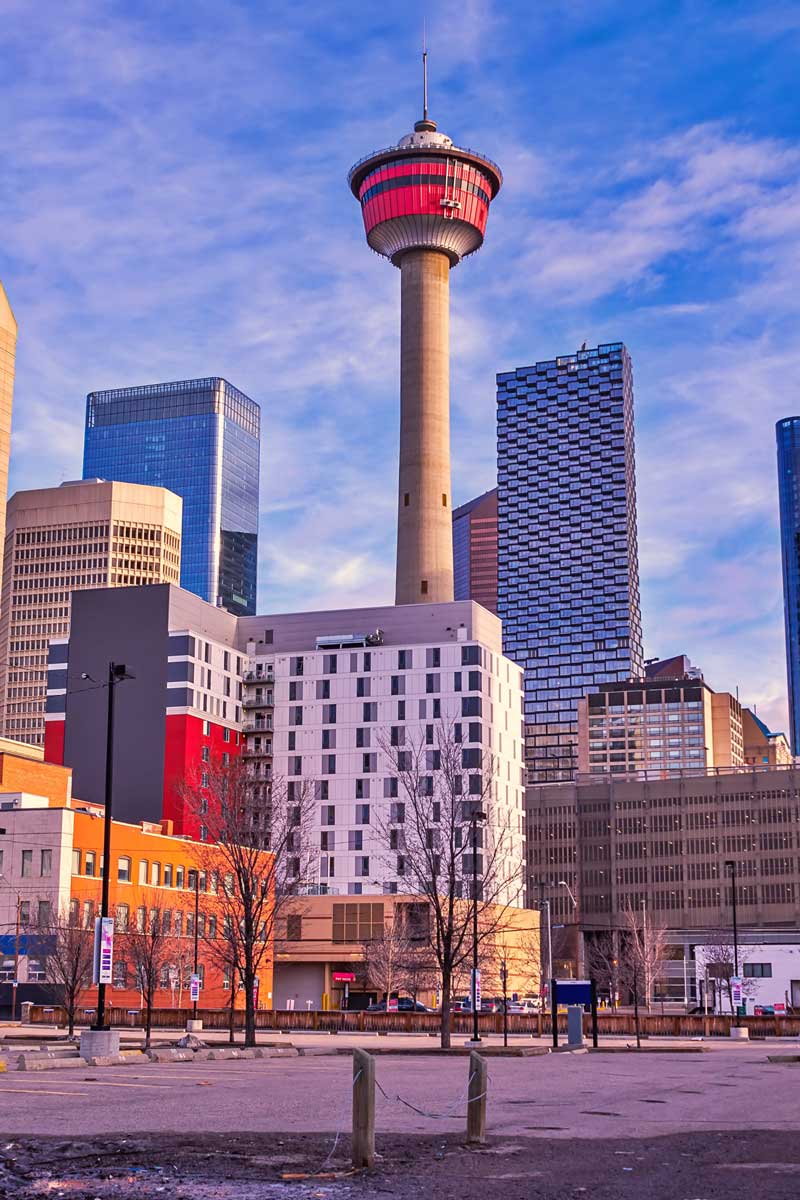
[3,1,800,732]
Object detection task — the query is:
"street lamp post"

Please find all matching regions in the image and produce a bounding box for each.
[469,810,486,1045]
[725,860,739,977]
[193,870,200,1021]
[558,879,580,977]
[92,661,133,1033]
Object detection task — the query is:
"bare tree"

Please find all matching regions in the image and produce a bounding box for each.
[32,904,94,1038]
[202,893,245,1043]
[121,893,175,1049]
[698,937,757,1014]
[377,723,524,1047]
[362,910,415,1005]
[186,756,315,1047]
[621,904,668,1009]
[586,930,623,1008]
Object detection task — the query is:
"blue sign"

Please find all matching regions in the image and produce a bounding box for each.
[555,980,592,1005]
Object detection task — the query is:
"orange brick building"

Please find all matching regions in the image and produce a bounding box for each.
[68,812,274,1012]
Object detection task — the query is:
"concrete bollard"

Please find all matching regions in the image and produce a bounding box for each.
[467,1050,487,1145]
[352,1048,375,1169]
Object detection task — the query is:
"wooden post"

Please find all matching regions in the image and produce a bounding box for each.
[467,1051,487,1145]
[352,1049,375,1169]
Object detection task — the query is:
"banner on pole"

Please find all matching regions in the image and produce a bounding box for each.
[93,917,114,985]
[190,973,200,1003]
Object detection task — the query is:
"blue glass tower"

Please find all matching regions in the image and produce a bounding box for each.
[497,343,643,781]
[776,417,800,752]
[83,377,260,615]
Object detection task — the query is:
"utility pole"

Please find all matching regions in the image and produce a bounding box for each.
[93,661,133,1032]
[12,893,21,1022]
[470,810,486,1044]
[193,869,200,1021]
[725,860,739,976]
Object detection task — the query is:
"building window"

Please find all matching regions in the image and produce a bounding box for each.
[20,849,32,877]
[138,860,148,885]
[332,901,384,942]
[322,754,336,774]
[113,960,127,989]
[743,963,773,978]
[323,654,338,674]
[355,804,370,824]
[391,675,405,696]
[37,900,51,927]
[115,904,129,932]
[38,849,52,877]
[71,849,81,875]
[426,647,441,668]
[118,856,131,883]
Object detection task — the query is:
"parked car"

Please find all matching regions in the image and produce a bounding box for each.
[365,998,432,1013]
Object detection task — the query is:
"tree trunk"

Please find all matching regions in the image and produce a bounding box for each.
[228,985,236,1045]
[440,969,452,1049]
[67,1002,75,1039]
[145,994,153,1050]
[244,960,256,1048]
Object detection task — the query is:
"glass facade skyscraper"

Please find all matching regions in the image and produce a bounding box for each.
[776,416,800,752]
[83,377,260,615]
[497,343,643,782]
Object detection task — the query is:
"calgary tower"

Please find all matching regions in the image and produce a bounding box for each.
[349,56,502,605]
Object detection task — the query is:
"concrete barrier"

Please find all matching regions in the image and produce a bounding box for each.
[18,1055,88,1071]
[145,1048,195,1063]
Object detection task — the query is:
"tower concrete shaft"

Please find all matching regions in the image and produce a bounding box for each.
[349,104,501,606]
[397,248,453,605]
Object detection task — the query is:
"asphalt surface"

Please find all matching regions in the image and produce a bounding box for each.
[0,1044,797,1197]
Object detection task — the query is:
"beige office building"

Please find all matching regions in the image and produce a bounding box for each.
[577,676,744,777]
[0,480,182,745]
[0,282,17,602]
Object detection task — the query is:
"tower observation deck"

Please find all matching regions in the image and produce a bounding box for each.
[348,80,502,606]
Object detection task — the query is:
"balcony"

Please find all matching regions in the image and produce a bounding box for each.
[242,720,272,733]
[243,746,272,759]
[242,693,274,709]
[243,669,274,683]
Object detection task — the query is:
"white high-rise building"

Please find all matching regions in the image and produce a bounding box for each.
[240,601,526,902]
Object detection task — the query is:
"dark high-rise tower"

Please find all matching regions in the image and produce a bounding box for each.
[83,377,260,615]
[348,59,502,606]
[776,416,800,752]
[497,343,643,781]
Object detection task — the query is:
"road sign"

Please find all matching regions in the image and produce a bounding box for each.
[93,917,114,985]
[387,996,399,1011]
[333,972,356,983]
[190,973,200,1003]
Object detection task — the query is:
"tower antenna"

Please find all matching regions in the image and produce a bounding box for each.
[422,20,428,120]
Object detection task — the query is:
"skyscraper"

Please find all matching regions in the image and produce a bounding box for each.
[83,377,260,615]
[453,487,498,614]
[0,479,182,746]
[0,282,17,604]
[348,62,502,605]
[497,343,643,781]
[776,416,800,752]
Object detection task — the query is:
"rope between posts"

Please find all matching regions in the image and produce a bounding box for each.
[374,1069,480,1121]
[316,1066,364,1172]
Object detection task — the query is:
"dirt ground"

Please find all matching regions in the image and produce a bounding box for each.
[2,1129,800,1200]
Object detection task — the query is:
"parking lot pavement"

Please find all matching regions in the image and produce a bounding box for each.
[0,1043,795,1139]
